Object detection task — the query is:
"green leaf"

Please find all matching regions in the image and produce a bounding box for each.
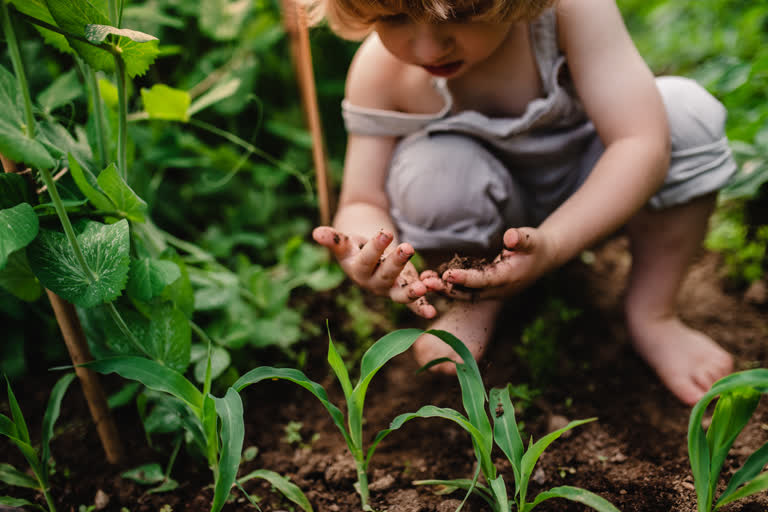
[0,414,19,440]
[0,64,23,127]
[717,442,768,506]
[211,388,245,512]
[28,219,131,308]
[0,496,45,509]
[6,378,31,445]
[7,0,72,53]
[490,474,510,512]
[141,85,190,122]
[0,203,39,270]
[0,463,39,489]
[84,356,203,411]
[0,117,56,170]
[96,164,148,222]
[0,173,32,210]
[41,373,76,476]
[44,0,113,72]
[193,345,230,384]
[121,463,165,484]
[490,386,524,488]
[128,258,181,302]
[37,69,83,113]
[147,304,191,373]
[413,478,494,506]
[715,472,768,509]
[238,469,314,512]
[527,486,620,512]
[84,24,157,43]
[0,250,43,301]
[68,153,113,211]
[187,78,240,116]
[234,367,352,448]
[198,0,252,40]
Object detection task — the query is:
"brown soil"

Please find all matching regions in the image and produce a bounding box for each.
[437,254,490,275]
[3,236,768,512]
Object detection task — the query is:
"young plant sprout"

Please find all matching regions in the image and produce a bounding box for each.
[0,373,75,512]
[371,331,620,512]
[688,368,768,511]
[234,328,466,510]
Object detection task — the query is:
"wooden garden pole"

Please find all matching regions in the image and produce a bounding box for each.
[1,155,124,465]
[280,0,333,225]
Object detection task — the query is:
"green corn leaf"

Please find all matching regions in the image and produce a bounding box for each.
[414,478,494,504]
[706,388,761,501]
[7,0,72,53]
[689,369,768,510]
[0,463,39,489]
[0,414,19,440]
[0,117,56,170]
[202,393,218,468]
[715,472,768,509]
[37,69,83,113]
[490,474,509,512]
[28,219,130,308]
[0,496,46,509]
[456,364,492,464]
[0,173,33,209]
[211,388,244,512]
[68,154,113,211]
[490,386,524,489]
[519,419,596,504]
[121,463,165,484]
[368,405,489,468]
[233,367,352,448]
[327,331,354,401]
[84,356,203,411]
[0,250,43,301]
[127,258,181,302]
[6,379,31,445]
[716,441,768,507]
[41,372,76,477]
[526,485,620,512]
[0,203,39,270]
[238,469,314,512]
[140,85,190,122]
[96,164,148,222]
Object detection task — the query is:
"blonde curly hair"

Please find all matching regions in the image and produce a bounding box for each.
[297,0,557,40]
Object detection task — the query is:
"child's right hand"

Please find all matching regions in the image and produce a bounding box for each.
[312,226,437,319]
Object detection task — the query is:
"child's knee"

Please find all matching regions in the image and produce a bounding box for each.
[387,133,526,251]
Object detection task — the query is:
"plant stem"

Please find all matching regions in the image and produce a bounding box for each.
[38,168,97,282]
[2,2,36,138]
[84,65,109,168]
[114,53,128,179]
[105,302,151,358]
[108,0,119,27]
[355,462,370,509]
[42,486,57,512]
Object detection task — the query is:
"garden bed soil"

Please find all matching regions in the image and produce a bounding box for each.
[3,236,768,512]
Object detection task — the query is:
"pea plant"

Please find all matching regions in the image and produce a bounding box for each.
[371,334,620,512]
[688,368,768,512]
[233,328,466,511]
[0,373,75,511]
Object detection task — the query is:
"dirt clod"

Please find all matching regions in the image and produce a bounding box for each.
[437,253,489,275]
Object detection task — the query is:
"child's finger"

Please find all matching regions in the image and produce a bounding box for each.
[443,267,498,289]
[373,243,414,285]
[503,227,536,252]
[406,295,437,319]
[312,226,354,259]
[390,277,427,304]
[356,230,393,274]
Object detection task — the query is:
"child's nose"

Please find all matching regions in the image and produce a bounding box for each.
[411,26,454,64]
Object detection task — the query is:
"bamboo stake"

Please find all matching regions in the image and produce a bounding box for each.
[280,0,333,225]
[2,155,124,465]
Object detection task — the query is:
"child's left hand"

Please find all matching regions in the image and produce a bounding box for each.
[423,227,559,300]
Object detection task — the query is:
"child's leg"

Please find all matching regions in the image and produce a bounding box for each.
[624,193,733,406]
[386,132,528,369]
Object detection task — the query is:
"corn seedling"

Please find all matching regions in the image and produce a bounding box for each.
[0,373,76,511]
[372,332,620,512]
[688,368,768,511]
[234,328,464,511]
[85,344,311,512]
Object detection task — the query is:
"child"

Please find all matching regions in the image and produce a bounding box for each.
[308,0,736,406]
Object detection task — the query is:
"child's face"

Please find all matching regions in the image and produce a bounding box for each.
[373,14,513,78]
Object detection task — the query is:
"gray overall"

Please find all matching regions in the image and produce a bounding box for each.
[341,9,737,252]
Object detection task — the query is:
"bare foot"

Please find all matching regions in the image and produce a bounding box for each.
[412,299,503,374]
[627,315,733,406]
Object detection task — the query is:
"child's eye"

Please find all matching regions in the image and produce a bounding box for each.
[378,13,410,24]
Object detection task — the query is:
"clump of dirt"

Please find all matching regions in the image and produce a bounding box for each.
[437,253,489,274]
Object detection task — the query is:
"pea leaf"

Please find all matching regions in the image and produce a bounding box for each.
[141,85,190,122]
[0,251,43,302]
[37,69,83,114]
[27,219,130,308]
[0,203,39,270]
[0,117,56,170]
[96,163,148,222]
[0,174,32,210]
[147,303,191,373]
[68,153,112,211]
[8,0,72,53]
[0,66,23,127]
[128,258,181,301]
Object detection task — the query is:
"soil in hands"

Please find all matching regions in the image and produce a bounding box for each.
[2,236,768,511]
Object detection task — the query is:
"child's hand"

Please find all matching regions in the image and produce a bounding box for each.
[423,227,557,300]
[312,226,437,319]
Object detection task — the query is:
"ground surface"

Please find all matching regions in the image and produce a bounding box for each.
[3,237,768,511]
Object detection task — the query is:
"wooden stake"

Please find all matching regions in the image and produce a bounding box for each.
[2,155,124,464]
[280,0,333,225]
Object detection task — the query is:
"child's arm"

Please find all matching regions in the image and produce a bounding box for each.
[430,0,670,298]
[313,40,437,318]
